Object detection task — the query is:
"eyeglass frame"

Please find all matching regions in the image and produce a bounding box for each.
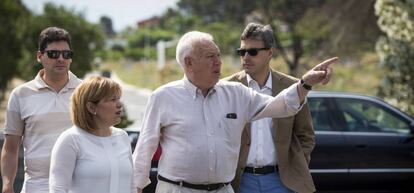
[236,47,270,56]
[41,50,74,59]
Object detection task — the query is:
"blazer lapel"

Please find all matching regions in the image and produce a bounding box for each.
[271,70,284,97]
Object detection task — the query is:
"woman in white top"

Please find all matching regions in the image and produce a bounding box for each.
[49,76,134,193]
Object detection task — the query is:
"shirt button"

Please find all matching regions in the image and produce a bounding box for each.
[210,150,213,153]
[210,168,213,170]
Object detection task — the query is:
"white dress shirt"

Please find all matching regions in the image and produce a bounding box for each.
[49,126,134,193]
[133,76,304,189]
[246,72,277,167]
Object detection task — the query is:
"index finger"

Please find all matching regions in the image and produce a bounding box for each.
[316,57,338,70]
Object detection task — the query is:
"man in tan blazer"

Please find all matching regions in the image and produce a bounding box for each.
[224,23,316,193]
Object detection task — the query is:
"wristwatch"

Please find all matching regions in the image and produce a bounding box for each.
[300,79,312,90]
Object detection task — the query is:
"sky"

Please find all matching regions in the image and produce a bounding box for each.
[21,0,178,32]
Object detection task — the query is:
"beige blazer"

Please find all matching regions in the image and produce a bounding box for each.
[224,70,316,193]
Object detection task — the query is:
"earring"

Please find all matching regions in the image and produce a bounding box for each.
[93,112,97,115]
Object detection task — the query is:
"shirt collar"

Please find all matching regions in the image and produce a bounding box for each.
[34,69,80,91]
[182,75,217,99]
[183,75,199,99]
[246,71,272,90]
[34,69,49,90]
[66,71,80,89]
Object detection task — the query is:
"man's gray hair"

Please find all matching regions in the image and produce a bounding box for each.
[240,23,275,48]
[176,31,214,69]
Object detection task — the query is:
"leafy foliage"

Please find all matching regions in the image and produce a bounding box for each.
[0,0,30,100]
[296,0,380,57]
[177,0,257,23]
[174,0,380,76]
[100,16,116,37]
[125,27,175,60]
[198,22,242,55]
[375,0,414,115]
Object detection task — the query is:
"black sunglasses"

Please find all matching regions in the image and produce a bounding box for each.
[42,50,73,59]
[236,47,269,56]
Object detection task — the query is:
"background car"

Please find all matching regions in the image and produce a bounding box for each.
[127,91,414,193]
[308,91,414,192]
[1,91,414,192]
[126,128,161,193]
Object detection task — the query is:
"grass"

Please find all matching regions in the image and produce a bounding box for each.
[101,53,384,96]
[101,56,246,90]
[313,53,384,95]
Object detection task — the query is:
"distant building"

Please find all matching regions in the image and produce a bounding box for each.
[137,16,161,28]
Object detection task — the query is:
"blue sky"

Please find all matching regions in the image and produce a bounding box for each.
[21,0,178,32]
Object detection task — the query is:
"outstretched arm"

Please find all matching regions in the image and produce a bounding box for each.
[297,57,338,103]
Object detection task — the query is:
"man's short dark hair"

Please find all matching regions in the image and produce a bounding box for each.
[38,27,71,52]
[240,23,275,48]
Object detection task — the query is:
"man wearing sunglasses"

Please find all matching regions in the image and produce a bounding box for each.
[1,27,81,193]
[225,23,316,193]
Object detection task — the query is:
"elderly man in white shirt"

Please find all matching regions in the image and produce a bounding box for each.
[132,31,337,193]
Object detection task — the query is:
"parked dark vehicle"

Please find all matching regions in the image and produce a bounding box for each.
[2,91,414,192]
[308,92,414,192]
[126,128,161,193]
[128,92,414,193]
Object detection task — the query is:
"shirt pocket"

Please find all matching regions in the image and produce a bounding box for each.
[219,118,243,149]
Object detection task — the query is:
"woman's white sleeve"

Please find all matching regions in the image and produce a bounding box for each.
[49,132,78,193]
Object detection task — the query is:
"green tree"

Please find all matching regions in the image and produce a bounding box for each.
[0,0,30,100]
[159,8,204,34]
[177,0,257,23]
[256,0,326,76]
[100,16,116,37]
[17,3,105,80]
[375,0,414,115]
[126,27,175,60]
[175,0,329,75]
[296,0,380,58]
[199,22,241,55]
[175,0,380,76]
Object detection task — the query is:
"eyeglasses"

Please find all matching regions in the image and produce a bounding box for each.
[42,50,73,59]
[236,47,269,56]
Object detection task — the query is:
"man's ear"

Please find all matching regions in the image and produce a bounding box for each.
[36,51,42,63]
[86,102,96,114]
[267,48,275,60]
[184,56,192,70]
